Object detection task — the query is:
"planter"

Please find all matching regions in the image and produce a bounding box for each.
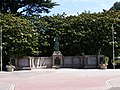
[7,67,14,72]
[100,64,107,69]
[6,65,15,72]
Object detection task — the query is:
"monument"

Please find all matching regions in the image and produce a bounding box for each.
[13,34,104,70]
[52,34,63,68]
[53,34,60,51]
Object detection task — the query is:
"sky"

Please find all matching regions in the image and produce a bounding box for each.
[42,0,119,16]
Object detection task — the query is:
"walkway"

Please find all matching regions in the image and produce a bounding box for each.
[0,69,120,90]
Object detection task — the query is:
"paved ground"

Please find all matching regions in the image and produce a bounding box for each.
[0,69,120,90]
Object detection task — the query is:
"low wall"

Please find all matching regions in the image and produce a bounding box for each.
[14,55,104,70]
[63,56,83,68]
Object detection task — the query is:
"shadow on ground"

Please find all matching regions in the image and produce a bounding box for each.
[107,87,120,90]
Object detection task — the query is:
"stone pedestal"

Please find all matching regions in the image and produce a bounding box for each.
[52,51,63,67]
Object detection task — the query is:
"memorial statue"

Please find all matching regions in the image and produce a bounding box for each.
[53,34,60,51]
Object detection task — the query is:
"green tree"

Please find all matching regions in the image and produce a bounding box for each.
[0,13,39,59]
[109,2,120,11]
[0,0,58,15]
[21,11,120,59]
[36,11,120,58]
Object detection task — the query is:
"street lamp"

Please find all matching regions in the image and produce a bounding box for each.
[111,24,115,69]
[0,26,2,72]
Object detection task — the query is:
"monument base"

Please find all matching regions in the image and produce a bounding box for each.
[52,51,63,67]
[52,51,62,55]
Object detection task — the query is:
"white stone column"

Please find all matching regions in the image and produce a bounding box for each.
[36,57,40,68]
[29,57,32,68]
[32,57,35,68]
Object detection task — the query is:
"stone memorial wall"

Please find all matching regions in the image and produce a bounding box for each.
[14,55,104,70]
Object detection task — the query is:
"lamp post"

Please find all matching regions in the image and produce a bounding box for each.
[0,26,2,72]
[111,24,115,69]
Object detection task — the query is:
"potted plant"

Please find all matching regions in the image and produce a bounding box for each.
[115,60,120,65]
[100,56,109,69]
[6,62,15,72]
[111,59,120,69]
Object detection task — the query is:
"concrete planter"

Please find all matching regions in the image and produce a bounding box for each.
[100,64,107,69]
[6,65,15,72]
[7,67,14,72]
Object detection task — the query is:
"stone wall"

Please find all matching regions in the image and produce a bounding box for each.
[14,55,104,70]
[63,56,83,68]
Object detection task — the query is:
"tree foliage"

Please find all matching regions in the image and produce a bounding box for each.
[0,13,39,59]
[0,0,58,15]
[109,2,120,11]
[1,10,120,61]
[31,11,120,58]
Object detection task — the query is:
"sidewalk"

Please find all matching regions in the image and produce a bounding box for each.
[107,78,120,90]
[0,82,14,90]
[0,69,120,90]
